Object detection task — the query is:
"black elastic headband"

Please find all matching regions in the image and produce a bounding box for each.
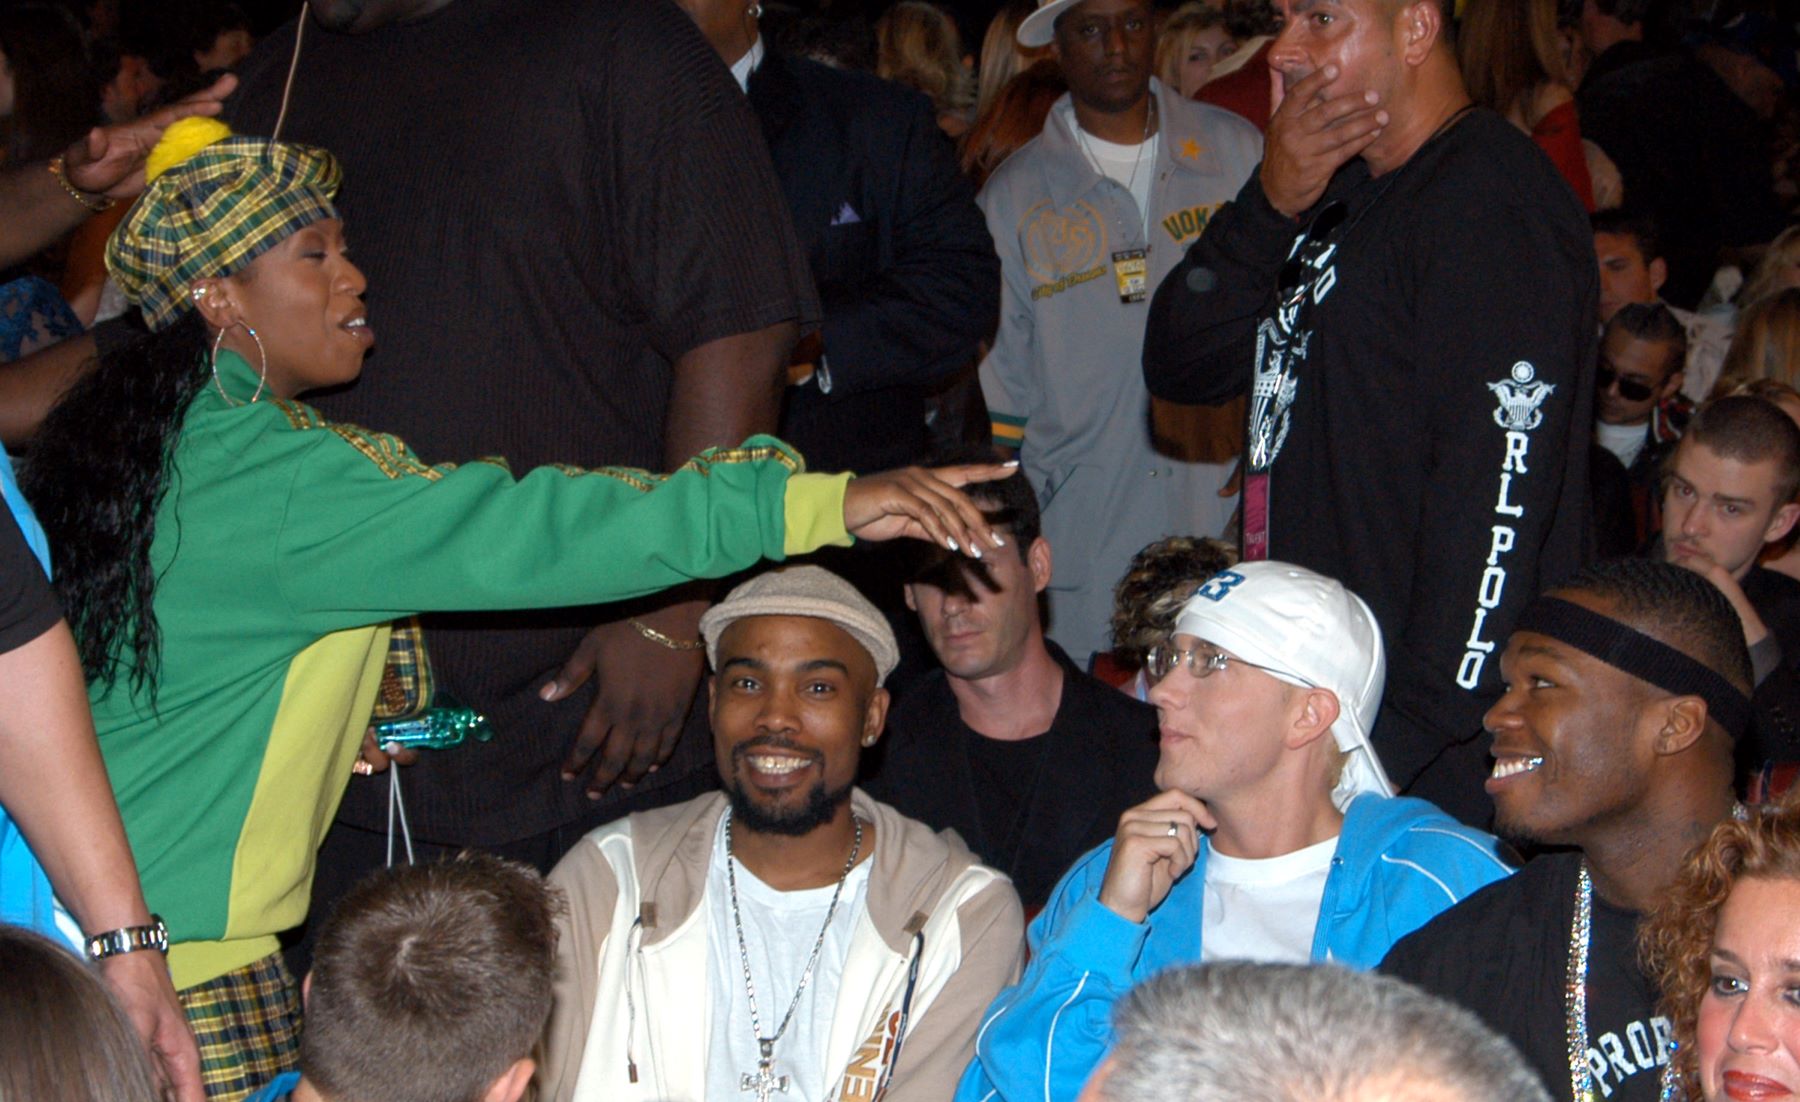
[1514,596,1751,739]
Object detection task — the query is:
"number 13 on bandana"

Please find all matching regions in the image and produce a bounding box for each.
[1113,249,1148,304]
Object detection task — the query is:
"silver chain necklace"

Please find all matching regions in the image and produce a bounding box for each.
[1074,96,1157,243]
[726,809,864,1101]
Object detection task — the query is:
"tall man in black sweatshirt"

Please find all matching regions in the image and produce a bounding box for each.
[1142,0,1596,825]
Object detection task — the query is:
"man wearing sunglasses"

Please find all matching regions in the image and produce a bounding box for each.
[955,561,1511,1102]
[1593,302,1690,550]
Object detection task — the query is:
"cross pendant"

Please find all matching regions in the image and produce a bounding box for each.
[739,1042,790,1101]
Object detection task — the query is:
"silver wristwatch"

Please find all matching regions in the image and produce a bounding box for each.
[84,916,169,962]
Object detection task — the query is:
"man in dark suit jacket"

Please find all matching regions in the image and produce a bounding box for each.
[865,468,1160,912]
[679,0,1000,474]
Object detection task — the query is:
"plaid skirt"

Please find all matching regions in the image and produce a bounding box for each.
[177,952,302,1101]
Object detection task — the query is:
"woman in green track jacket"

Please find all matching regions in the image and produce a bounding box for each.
[17,117,1007,1098]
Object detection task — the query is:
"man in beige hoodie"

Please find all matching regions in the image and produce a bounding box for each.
[540,566,1024,1102]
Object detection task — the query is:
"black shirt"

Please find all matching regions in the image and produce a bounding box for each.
[1145,110,1597,826]
[227,0,819,843]
[962,729,1049,871]
[1742,566,1800,766]
[1381,853,1673,1102]
[0,507,57,655]
[867,643,1159,910]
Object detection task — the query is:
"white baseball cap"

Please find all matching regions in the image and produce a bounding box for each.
[1017,0,1090,47]
[1173,562,1393,809]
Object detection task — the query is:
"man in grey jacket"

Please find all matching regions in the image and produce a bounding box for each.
[979,0,1263,664]
[541,567,1024,1102]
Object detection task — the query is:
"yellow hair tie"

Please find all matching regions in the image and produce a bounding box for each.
[145,118,233,184]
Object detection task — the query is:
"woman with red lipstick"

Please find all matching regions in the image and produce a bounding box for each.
[16,117,1010,1100]
[1643,796,1800,1102]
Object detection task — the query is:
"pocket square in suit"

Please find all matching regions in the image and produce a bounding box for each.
[829,201,862,227]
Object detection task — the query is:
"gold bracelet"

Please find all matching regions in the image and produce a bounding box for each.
[47,155,115,213]
[627,617,705,651]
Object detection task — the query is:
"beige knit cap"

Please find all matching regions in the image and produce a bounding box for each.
[700,566,899,685]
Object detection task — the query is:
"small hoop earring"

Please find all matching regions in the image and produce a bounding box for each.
[748,1,762,18]
[211,323,269,406]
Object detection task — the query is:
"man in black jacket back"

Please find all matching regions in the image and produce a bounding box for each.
[1141,0,1595,825]
[1575,0,1785,308]
[680,0,999,475]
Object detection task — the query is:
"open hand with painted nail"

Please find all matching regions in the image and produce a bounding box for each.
[842,463,1019,557]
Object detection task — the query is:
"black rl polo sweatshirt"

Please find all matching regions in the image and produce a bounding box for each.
[1143,109,1597,826]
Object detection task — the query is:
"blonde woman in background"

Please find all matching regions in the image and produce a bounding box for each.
[973,0,1045,119]
[876,1,976,139]
[1155,3,1238,99]
[1714,288,1800,395]
[1740,226,1800,312]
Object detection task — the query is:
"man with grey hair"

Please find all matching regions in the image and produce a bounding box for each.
[1078,963,1552,1102]
[541,566,1024,1102]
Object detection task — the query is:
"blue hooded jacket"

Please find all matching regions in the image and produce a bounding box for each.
[954,793,1513,1102]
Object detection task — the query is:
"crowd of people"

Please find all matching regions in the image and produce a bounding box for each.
[1,0,1798,1099]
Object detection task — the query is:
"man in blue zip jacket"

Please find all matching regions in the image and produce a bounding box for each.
[956,561,1514,1102]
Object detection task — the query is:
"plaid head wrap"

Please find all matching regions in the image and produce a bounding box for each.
[107,118,343,331]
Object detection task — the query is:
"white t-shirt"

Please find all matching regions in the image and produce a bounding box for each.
[1596,418,1648,470]
[1060,100,1159,242]
[705,814,873,1102]
[1199,835,1338,963]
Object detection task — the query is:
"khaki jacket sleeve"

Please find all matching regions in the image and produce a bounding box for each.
[537,841,623,1102]
[884,877,1025,1102]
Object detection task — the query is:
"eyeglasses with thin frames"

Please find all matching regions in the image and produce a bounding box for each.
[1144,641,1314,686]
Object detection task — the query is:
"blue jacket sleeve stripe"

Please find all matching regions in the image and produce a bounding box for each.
[1406,826,1515,874]
[1045,973,1092,1102]
[1380,854,1458,905]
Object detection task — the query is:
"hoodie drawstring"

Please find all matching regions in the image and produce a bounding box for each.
[872,929,926,1100]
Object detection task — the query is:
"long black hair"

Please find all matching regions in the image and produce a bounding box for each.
[20,310,212,691]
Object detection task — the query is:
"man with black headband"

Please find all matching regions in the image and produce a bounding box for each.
[1382,558,1752,1102]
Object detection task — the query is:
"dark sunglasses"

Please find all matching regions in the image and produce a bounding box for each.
[1277,200,1348,303]
[1595,366,1656,403]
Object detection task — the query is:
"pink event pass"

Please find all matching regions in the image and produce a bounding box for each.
[1242,473,1270,562]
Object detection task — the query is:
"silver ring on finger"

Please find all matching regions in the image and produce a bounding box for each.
[1166,820,1180,837]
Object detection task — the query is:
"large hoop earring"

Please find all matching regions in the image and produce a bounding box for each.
[211,323,269,406]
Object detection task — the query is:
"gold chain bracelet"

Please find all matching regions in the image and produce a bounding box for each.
[628,617,705,651]
[48,156,115,213]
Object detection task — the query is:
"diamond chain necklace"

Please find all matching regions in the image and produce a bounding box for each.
[726,809,864,1100]
[1566,862,1681,1102]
